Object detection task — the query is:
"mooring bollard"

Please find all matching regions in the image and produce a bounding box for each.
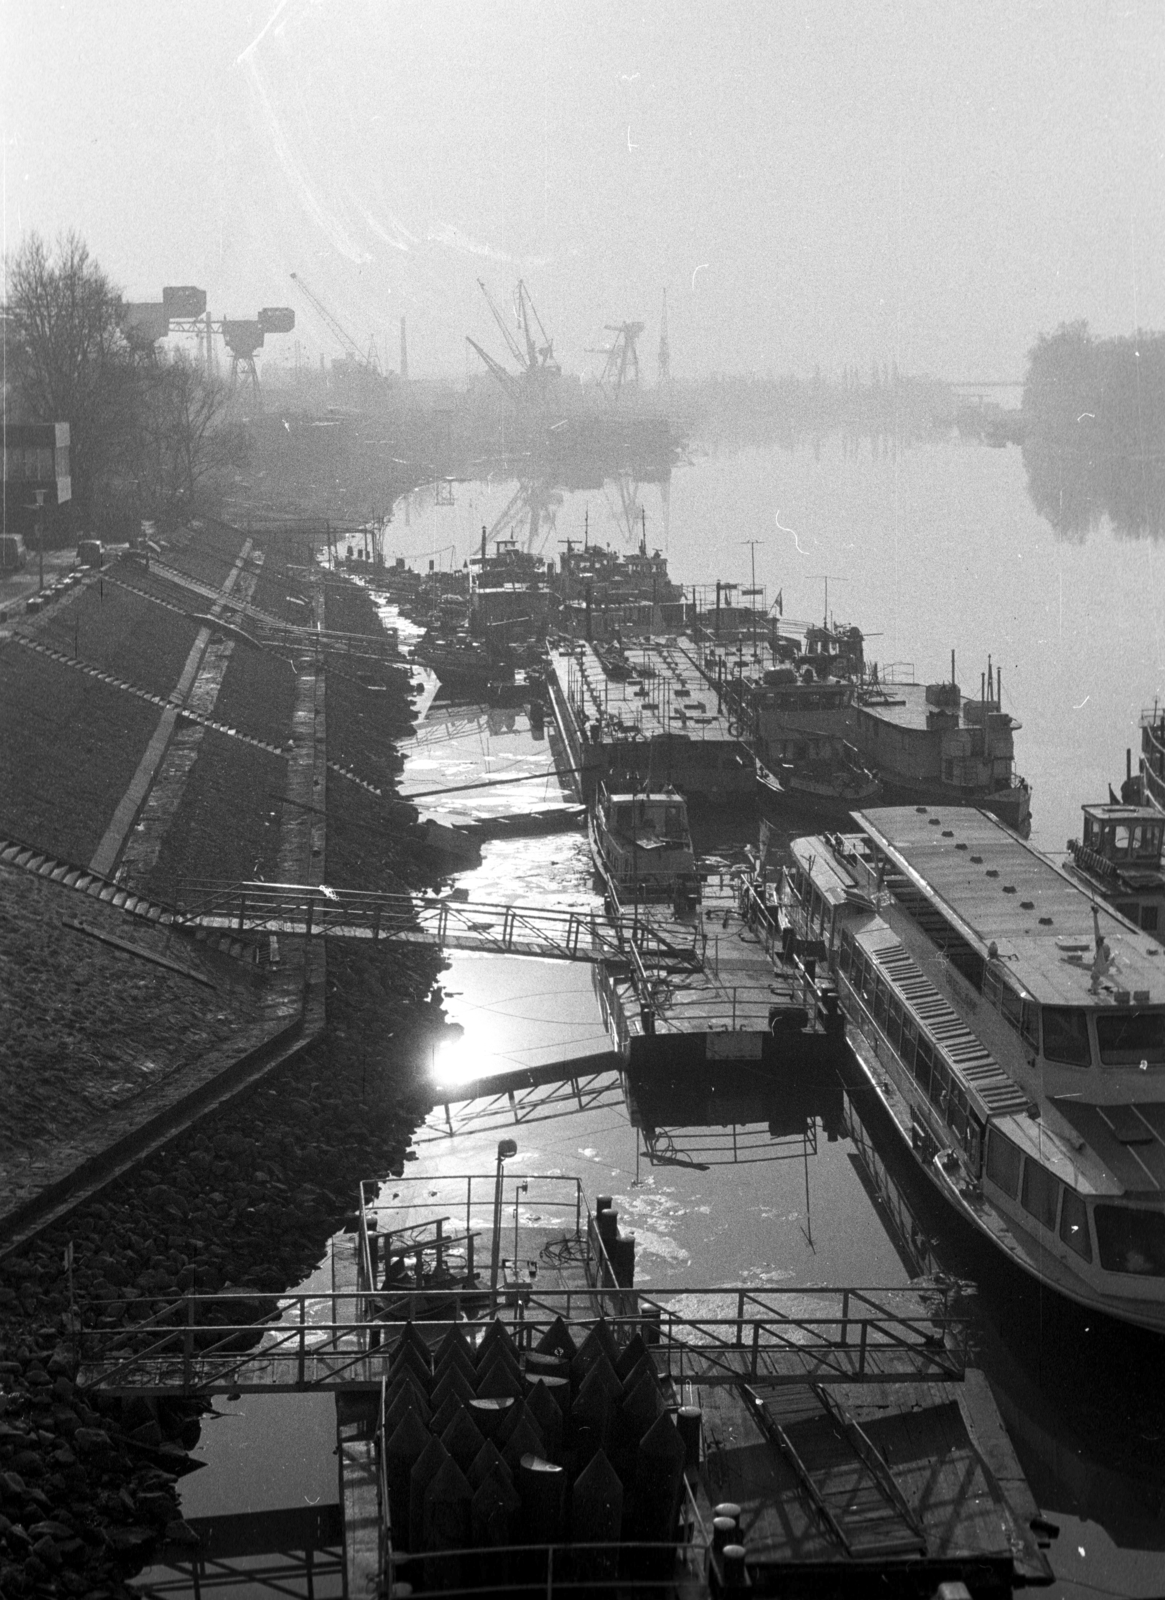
[713,1501,742,1539]
[676,1404,702,1468]
[721,1542,748,1588]
[712,1516,737,1554]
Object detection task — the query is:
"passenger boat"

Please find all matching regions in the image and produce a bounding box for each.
[588,784,701,910]
[778,805,1165,1333]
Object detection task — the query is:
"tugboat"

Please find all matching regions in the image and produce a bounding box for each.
[735,637,1032,836]
[589,783,701,911]
[413,631,515,696]
[1065,802,1165,939]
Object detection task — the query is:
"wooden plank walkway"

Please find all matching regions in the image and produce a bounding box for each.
[697,1373,1052,1583]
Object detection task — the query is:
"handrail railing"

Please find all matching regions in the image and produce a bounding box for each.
[173,882,702,966]
[76,1282,965,1393]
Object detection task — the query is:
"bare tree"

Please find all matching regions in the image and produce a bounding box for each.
[5,232,250,529]
[133,357,250,516]
[3,231,128,527]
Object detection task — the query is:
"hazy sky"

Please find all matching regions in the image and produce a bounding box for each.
[4,0,1163,381]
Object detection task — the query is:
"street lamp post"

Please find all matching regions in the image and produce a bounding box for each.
[25,489,48,591]
[488,1138,518,1314]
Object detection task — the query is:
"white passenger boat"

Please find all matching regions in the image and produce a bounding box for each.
[588,784,701,910]
[778,805,1165,1333]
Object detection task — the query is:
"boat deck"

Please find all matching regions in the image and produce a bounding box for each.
[596,872,836,1070]
[696,1369,1051,1586]
[548,639,740,745]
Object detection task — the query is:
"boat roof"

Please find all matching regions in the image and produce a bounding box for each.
[607,790,686,805]
[851,806,1165,1007]
[1081,803,1163,825]
[853,682,941,730]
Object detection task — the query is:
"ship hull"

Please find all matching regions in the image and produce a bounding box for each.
[843,1027,1165,1335]
[756,771,882,832]
[877,774,1032,836]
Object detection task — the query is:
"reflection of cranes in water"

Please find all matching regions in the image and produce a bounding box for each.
[482,479,564,554]
[602,472,669,548]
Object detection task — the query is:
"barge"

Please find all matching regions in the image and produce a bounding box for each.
[545,638,754,806]
[700,625,1032,835]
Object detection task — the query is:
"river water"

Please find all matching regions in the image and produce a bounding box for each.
[395,433,1165,855]
[138,435,1165,1600]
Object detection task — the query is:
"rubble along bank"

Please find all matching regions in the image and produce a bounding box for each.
[1,544,454,1596]
[0,937,446,1598]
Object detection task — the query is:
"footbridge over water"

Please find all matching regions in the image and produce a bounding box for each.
[176,880,703,966]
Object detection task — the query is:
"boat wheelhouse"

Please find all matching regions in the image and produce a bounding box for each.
[779,805,1165,1332]
[589,784,700,909]
[1065,803,1165,939]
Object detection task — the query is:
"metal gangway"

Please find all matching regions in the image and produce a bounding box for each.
[175,880,704,967]
[74,1283,967,1398]
[116,557,401,659]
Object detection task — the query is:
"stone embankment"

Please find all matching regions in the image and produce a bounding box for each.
[1,521,451,1596]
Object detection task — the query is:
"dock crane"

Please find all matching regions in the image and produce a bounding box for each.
[589,321,645,399]
[289,273,380,373]
[470,279,561,401]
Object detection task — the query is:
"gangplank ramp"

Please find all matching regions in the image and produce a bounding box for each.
[177,881,702,966]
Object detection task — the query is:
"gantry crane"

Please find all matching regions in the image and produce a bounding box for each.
[289,273,380,373]
[589,321,645,399]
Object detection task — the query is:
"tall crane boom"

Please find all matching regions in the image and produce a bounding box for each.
[516,281,559,376]
[465,337,522,404]
[477,280,527,371]
[289,272,366,365]
[473,279,560,387]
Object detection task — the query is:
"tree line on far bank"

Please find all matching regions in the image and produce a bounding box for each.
[1022,320,1165,541]
[2,232,248,540]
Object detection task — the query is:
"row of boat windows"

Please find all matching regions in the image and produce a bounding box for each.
[986,1130,1165,1277]
[1033,1004,1165,1068]
[836,927,984,1171]
[610,804,687,838]
[760,691,849,712]
[1082,818,1163,861]
[1113,899,1160,932]
[792,857,1165,1072]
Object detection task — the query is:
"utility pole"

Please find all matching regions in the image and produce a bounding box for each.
[27,489,48,591]
[741,538,762,659]
[810,574,846,635]
[489,1139,518,1312]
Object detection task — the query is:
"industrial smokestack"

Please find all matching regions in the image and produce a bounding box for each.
[400,316,409,381]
